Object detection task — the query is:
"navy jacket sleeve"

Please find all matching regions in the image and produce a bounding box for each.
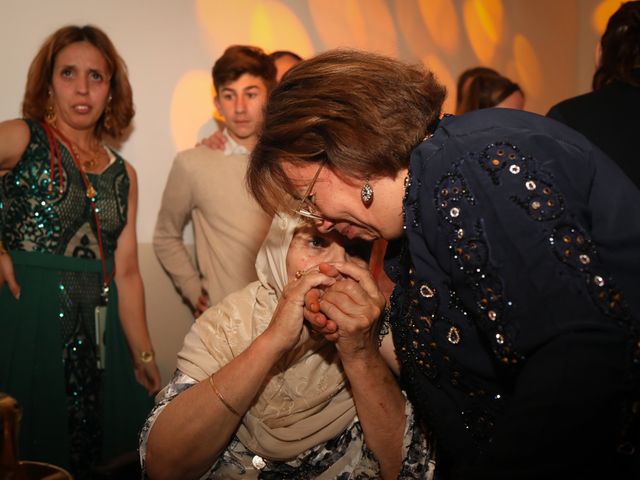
[397,109,640,478]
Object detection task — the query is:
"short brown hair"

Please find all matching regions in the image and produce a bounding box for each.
[22,25,134,139]
[212,45,277,94]
[248,49,446,215]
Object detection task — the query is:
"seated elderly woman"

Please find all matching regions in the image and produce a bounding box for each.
[140,213,434,479]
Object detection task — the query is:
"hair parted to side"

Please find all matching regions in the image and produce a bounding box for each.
[456,71,523,114]
[593,0,640,90]
[22,25,134,139]
[248,49,446,216]
[212,45,277,94]
[455,66,499,112]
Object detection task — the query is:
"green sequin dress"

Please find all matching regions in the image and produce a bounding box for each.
[0,120,152,478]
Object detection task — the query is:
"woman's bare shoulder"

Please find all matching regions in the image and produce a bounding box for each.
[0,119,31,171]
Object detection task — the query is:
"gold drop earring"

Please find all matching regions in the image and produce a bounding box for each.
[45,89,57,125]
[103,94,113,130]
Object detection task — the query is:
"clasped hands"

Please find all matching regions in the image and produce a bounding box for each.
[268,261,385,359]
[302,262,386,358]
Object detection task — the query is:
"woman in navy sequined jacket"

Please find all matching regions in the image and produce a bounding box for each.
[246,49,640,479]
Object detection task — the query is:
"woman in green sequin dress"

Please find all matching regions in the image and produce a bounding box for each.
[0,25,160,478]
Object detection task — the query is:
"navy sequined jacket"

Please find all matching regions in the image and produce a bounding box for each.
[386,109,640,479]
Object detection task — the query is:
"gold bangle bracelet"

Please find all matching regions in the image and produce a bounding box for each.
[140,351,154,363]
[208,374,241,417]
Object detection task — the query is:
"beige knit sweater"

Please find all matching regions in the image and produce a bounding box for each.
[153,138,271,310]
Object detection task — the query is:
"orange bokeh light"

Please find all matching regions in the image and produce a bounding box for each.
[170,70,214,151]
[593,0,619,36]
[418,0,460,55]
[463,0,504,64]
[308,0,398,56]
[513,34,541,99]
[422,54,456,115]
[196,0,314,58]
[393,0,433,59]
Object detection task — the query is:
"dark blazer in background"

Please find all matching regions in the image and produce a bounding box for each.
[547,71,640,188]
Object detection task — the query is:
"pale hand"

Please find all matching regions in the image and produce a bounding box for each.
[0,252,20,299]
[198,131,226,151]
[194,292,210,318]
[134,359,162,396]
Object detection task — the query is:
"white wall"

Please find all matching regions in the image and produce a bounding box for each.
[0,0,603,383]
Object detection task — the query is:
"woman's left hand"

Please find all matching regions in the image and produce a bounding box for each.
[0,251,21,299]
[134,359,162,396]
[305,261,386,359]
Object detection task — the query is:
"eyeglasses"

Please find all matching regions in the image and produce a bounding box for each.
[292,163,325,221]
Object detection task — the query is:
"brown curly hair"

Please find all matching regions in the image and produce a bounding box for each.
[247,49,446,215]
[593,1,640,90]
[21,25,134,139]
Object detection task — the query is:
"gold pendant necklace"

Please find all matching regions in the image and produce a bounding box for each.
[72,143,103,171]
[68,143,101,199]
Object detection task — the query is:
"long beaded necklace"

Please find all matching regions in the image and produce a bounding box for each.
[41,122,116,299]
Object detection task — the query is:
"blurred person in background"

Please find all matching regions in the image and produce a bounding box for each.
[547,0,640,188]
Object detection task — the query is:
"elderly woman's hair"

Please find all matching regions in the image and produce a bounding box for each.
[593,0,640,90]
[248,49,446,215]
[22,25,134,139]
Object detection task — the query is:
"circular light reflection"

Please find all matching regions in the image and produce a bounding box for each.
[393,0,433,58]
[196,0,313,58]
[463,0,504,64]
[170,70,214,151]
[593,0,619,35]
[249,2,314,57]
[308,0,398,56]
[513,34,541,99]
[422,54,456,115]
[419,0,460,54]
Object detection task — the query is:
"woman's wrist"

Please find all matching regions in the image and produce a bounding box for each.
[338,343,384,368]
[131,346,155,366]
[139,350,154,364]
[254,330,291,362]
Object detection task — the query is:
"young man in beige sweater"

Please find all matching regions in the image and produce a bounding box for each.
[153,46,275,317]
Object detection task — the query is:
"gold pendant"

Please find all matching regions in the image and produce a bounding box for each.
[86,185,97,199]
